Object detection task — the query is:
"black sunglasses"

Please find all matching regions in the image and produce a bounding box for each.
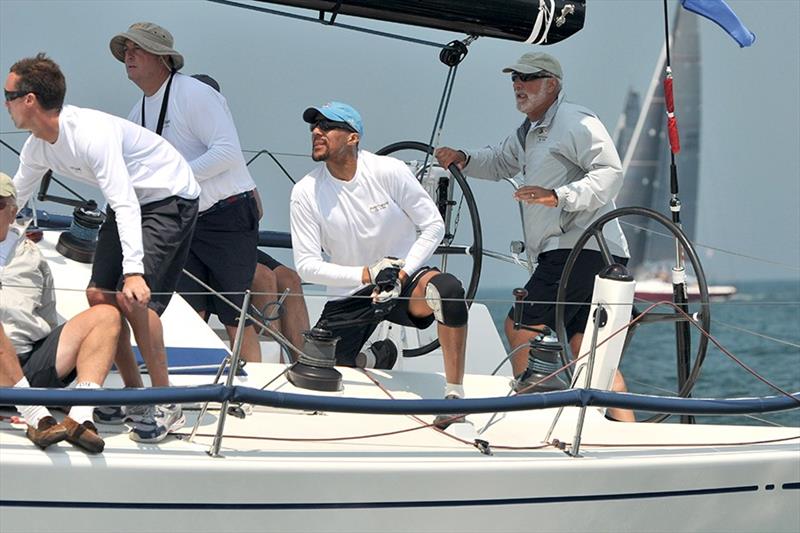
[310,118,356,134]
[511,72,553,83]
[4,89,31,102]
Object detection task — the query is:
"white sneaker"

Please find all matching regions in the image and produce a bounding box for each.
[129,404,185,443]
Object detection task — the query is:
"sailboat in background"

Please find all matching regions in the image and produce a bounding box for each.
[614,7,737,301]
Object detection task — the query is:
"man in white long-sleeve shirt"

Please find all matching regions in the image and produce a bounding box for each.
[6,53,200,441]
[435,53,634,421]
[110,23,265,362]
[291,102,468,429]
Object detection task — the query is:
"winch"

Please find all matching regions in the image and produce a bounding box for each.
[287,327,343,392]
[55,200,105,263]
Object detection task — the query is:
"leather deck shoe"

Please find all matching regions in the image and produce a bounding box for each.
[63,416,105,453]
[26,415,68,449]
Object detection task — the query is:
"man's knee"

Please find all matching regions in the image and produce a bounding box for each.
[276,266,303,293]
[425,273,468,327]
[86,304,122,337]
[252,263,277,290]
[86,286,116,307]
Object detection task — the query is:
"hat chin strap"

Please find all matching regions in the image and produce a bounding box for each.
[525,0,555,45]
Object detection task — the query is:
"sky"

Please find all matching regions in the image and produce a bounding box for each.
[1,0,798,288]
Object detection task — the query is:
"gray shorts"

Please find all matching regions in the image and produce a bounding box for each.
[90,196,198,316]
[17,323,75,388]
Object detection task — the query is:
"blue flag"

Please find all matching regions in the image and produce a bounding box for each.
[681,0,756,47]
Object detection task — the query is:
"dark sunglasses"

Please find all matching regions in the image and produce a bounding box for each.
[511,72,553,83]
[310,118,356,134]
[4,89,31,102]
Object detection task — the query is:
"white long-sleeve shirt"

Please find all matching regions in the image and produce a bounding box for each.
[290,150,444,298]
[465,93,629,260]
[13,105,200,275]
[127,73,255,212]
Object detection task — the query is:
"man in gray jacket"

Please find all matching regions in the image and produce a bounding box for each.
[436,53,633,420]
[0,173,120,452]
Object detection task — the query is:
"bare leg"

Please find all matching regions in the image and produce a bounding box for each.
[55,304,120,385]
[118,301,169,387]
[570,332,635,421]
[87,287,143,387]
[274,266,309,353]
[0,324,24,386]
[408,271,466,385]
[251,263,279,331]
[113,321,144,387]
[223,324,262,363]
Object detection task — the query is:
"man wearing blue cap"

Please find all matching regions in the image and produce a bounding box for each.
[290,102,469,429]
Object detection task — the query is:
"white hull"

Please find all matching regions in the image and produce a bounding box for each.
[1,229,797,533]
[2,366,799,533]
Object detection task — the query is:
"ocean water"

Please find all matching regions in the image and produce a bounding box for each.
[476,280,800,427]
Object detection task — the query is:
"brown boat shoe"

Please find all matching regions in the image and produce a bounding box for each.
[26,415,68,449]
[63,416,105,454]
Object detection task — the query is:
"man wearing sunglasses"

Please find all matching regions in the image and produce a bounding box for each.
[435,53,633,421]
[290,102,469,429]
[5,53,201,441]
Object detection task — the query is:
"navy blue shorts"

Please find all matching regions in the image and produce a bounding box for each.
[506,249,628,340]
[177,193,259,326]
[315,268,437,366]
[18,323,76,388]
[257,249,284,271]
[90,196,198,316]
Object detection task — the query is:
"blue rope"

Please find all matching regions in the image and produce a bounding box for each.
[2,384,799,415]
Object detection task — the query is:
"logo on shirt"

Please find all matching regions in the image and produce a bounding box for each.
[69,166,83,173]
[369,202,388,214]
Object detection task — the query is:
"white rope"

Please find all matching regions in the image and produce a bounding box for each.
[525,0,555,45]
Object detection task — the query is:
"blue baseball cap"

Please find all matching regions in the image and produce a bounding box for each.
[302,101,364,136]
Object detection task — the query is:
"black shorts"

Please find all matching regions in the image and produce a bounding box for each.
[17,323,75,388]
[177,193,259,326]
[315,268,437,366]
[257,249,284,271]
[90,195,198,316]
[506,249,628,340]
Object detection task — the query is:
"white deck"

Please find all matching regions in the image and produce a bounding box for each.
[1,232,798,533]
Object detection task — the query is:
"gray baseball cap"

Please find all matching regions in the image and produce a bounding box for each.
[502,52,563,79]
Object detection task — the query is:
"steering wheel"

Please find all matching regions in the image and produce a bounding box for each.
[375,141,483,357]
[554,206,711,423]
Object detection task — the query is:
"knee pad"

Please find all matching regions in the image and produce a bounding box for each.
[425,273,468,327]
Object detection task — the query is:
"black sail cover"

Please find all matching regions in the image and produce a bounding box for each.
[257,0,586,44]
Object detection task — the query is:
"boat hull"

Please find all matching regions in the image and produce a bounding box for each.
[1,438,798,533]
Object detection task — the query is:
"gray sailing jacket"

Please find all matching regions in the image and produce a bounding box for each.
[464,93,630,262]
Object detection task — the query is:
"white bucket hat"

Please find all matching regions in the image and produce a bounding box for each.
[110,22,184,70]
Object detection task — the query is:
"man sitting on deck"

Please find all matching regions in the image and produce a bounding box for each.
[0,173,120,453]
[290,102,469,429]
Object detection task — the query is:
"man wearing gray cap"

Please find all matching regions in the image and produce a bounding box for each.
[5,53,200,441]
[435,53,633,420]
[0,172,120,453]
[291,102,469,429]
